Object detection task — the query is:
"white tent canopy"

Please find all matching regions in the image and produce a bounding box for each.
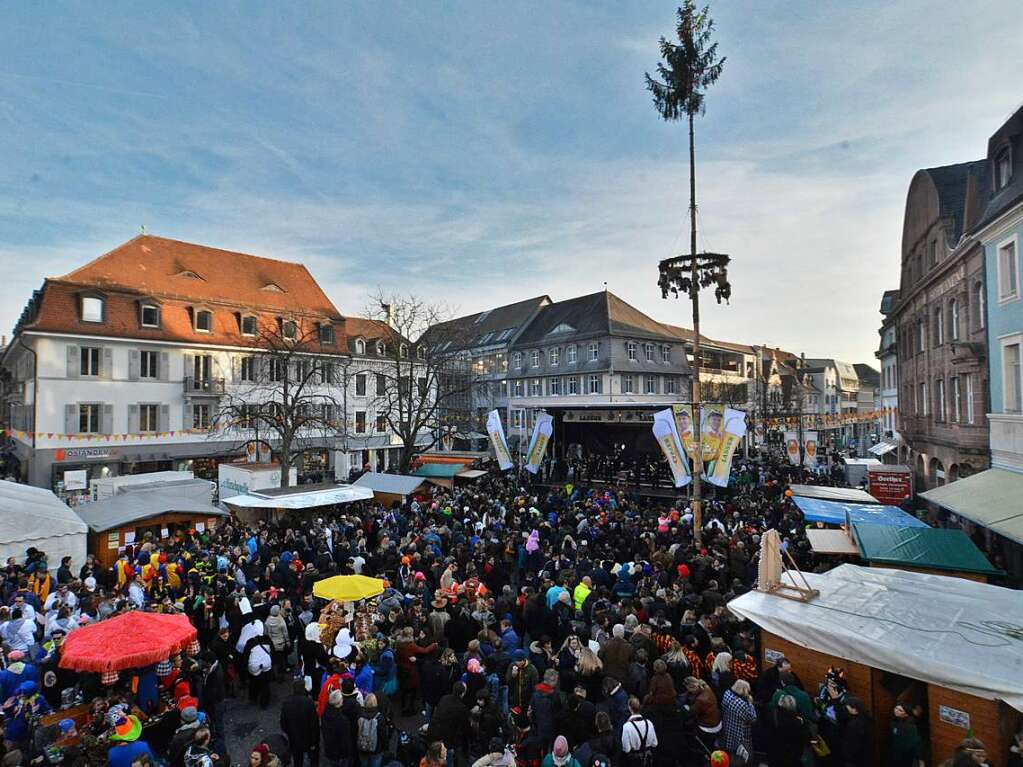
[0,480,88,565]
[727,564,1023,712]
[223,484,373,509]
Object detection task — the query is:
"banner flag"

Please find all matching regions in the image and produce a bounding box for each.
[672,404,698,462]
[703,407,747,487]
[700,404,726,466]
[784,431,801,465]
[803,431,819,468]
[653,408,692,488]
[486,409,514,471]
[524,412,553,475]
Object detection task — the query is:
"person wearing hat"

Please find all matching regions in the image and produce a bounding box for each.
[106,714,155,767]
[427,592,450,641]
[168,706,203,767]
[541,735,581,767]
[506,648,538,714]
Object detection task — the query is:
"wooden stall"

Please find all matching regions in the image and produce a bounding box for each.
[731,564,1022,766]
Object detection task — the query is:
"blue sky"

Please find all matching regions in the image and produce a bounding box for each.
[2,1,1022,363]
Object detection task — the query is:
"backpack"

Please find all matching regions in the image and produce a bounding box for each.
[357,715,379,753]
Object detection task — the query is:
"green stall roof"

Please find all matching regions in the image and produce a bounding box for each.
[851,523,1002,576]
[413,463,466,479]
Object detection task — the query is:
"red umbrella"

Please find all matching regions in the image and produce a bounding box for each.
[59,611,198,673]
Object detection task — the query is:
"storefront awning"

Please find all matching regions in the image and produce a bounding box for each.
[792,496,927,528]
[353,473,426,497]
[920,468,1023,545]
[456,469,487,479]
[852,523,1001,576]
[789,484,879,504]
[868,441,898,456]
[223,484,373,509]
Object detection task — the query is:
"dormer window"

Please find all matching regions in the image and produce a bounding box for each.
[282,320,297,340]
[355,338,366,355]
[996,147,1012,190]
[241,315,258,336]
[81,296,105,323]
[261,283,285,293]
[318,324,335,345]
[416,346,426,360]
[195,309,213,333]
[399,343,409,358]
[176,270,203,280]
[376,341,386,356]
[140,304,160,328]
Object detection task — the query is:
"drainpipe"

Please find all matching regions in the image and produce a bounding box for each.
[17,336,38,451]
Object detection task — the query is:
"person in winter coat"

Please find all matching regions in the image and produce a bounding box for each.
[763,694,811,767]
[602,677,630,737]
[720,679,756,758]
[530,669,564,752]
[683,677,721,753]
[841,696,875,767]
[470,737,516,767]
[426,681,470,761]
[320,689,353,767]
[506,649,539,713]
[572,711,618,767]
[395,627,437,715]
[541,735,581,767]
[280,679,320,767]
[265,605,290,679]
[355,693,390,767]
[598,625,632,684]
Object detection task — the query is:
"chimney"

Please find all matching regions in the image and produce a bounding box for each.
[381,303,394,328]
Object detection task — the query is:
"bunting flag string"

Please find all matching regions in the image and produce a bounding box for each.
[4,426,224,442]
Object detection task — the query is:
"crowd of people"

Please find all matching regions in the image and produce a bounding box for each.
[0,455,1016,767]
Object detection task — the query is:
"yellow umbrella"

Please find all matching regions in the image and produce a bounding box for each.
[313,574,385,602]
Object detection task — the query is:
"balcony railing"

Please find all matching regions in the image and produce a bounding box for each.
[184,377,226,396]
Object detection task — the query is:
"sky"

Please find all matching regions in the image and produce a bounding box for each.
[2,1,1022,364]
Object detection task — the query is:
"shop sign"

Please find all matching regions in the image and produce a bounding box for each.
[938,705,970,729]
[55,447,116,461]
[562,410,656,424]
[106,533,120,550]
[764,648,784,665]
[868,469,913,505]
[63,470,88,491]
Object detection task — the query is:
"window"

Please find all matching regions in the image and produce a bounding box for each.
[950,298,959,341]
[530,350,540,368]
[81,296,104,323]
[627,341,637,361]
[928,240,937,266]
[566,345,577,364]
[549,377,561,396]
[355,339,366,355]
[513,380,524,397]
[998,239,1019,301]
[241,315,257,336]
[511,409,524,428]
[416,346,426,360]
[529,379,541,397]
[321,362,335,384]
[195,310,213,333]
[376,413,387,432]
[975,282,986,330]
[282,320,297,339]
[665,376,678,395]
[588,374,601,394]
[417,377,428,398]
[376,341,386,356]
[513,352,523,369]
[399,343,408,358]
[965,373,975,423]
[933,307,944,346]
[321,403,335,423]
[192,404,211,430]
[268,358,285,382]
[589,342,599,361]
[623,374,635,394]
[141,304,160,328]
[662,345,670,364]
[1005,342,1022,413]
[140,350,158,379]
[644,343,655,362]
[376,374,387,395]
[917,318,926,353]
[241,356,257,383]
[355,411,367,433]
[996,148,1012,190]
[645,374,656,394]
[319,324,335,345]
[79,404,101,433]
[81,347,101,377]
[935,378,945,421]
[920,382,928,417]
[139,404,158,432]
[355,374,367,396]
[549,347,560,366]
[951,376,961,423]
[567,376,578,395]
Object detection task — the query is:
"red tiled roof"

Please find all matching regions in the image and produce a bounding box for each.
[59,235,342,319]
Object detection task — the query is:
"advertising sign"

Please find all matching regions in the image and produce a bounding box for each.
[486,409,514,471]
[524,412,553,474]
[703,407,747,488]
[63,469,88,491]
[803,431,818,468]
[784,431,800,466]
[868,466,913,505]
[652,407,692,488]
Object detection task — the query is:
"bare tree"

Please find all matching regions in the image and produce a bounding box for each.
[209,319,344,487]
[360,292,482,473]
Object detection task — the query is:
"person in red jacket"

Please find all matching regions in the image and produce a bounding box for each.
[394,626,437,715]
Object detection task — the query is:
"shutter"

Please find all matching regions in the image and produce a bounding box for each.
[158,404,169,432]
[232,356,241,384]
[101,348,113,380]
[64,404,78,434]
[128,350,140,381]
[66,345,80,378]
[101,404,114,435]
[183,353,194,386]
[183,404,193,429]
[159,352,169,381]
[128,404,139,434]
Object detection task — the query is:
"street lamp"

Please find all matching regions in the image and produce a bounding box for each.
[659,251,732,546]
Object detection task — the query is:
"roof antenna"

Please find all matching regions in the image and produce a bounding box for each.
[603,281,608,292]
[140,225,146,234]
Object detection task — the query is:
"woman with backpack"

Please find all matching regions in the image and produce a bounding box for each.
[356,693,391,767]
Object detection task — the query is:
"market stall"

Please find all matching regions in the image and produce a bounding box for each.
[74,479,225,568]
[792,496,927,528]
[0,479,88,565]
[852,523,1002,582]
[222,481,373,523]
[788,484,880,504]
[352,472,428,507]
[728,564,1023,765]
